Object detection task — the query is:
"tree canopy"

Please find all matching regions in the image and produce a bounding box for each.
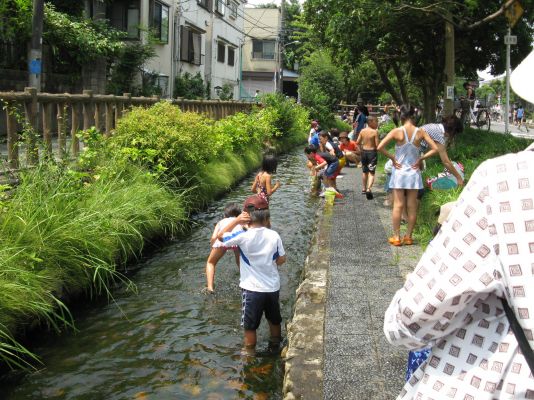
[303,0,533,120]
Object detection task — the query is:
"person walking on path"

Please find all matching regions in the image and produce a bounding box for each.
[217,195,286,353]
[377,104,438,246]
[420,116,465,187]
[384,144,534,399]
[356,115,380,199]
[252,154,281,203]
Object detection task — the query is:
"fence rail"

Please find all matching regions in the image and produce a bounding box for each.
[0,88,253,169]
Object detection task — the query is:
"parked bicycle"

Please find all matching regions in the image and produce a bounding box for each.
[454,98,491,131]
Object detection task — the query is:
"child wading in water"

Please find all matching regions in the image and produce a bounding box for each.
[217,195,286,354]
[204,203,242,293]
[356,115,379,199]
[252,154,281,203]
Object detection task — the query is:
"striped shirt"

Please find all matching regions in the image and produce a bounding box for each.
[420,123,446,150]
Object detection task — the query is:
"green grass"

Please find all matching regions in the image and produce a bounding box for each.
[0,162,186,369]
[415,128,532,244]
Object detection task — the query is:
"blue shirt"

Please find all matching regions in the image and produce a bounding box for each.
[309,132,320,147]
[355,113,367,133]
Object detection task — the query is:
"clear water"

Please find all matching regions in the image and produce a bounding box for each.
[2,149,318,399]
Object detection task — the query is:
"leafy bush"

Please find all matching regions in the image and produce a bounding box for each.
[257,93,309,143]
[174,72,206,99]
[218,83,234,100]
[109,102,217,185]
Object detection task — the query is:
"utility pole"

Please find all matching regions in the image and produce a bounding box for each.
[505,26,511,134]
[443,10,455,116]
[279,0,286,94]
[28,0,44,91]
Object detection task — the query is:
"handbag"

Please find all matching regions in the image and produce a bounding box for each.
[501,297,534,375]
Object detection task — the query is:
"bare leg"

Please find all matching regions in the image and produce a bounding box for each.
[362,172,368,192]
[268,321,282,351]
[244,329,257,349]
[367,172,375,191]
[405,189,419,238]
[205,248,225,292]
[392,189,405,240]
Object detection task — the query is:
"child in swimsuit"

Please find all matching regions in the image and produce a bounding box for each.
[251,154,280,203]
[204,202,242,293]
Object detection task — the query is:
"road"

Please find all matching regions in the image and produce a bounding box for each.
[488,119,533,139]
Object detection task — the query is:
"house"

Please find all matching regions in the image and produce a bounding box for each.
[101,0,245,99]
[241,7,281,99]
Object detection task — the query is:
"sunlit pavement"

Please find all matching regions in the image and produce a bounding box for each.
[488,120,534,139]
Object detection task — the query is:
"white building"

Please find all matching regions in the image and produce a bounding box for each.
[100,0,245,99]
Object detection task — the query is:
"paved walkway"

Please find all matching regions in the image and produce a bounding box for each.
[323,166,410,399]
[284,165,425,400]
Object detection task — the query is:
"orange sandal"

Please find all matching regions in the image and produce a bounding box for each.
[402,236,414,245]
[388,236,402,246]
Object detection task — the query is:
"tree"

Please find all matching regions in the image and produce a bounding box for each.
[298,50,344,126]
[303,0,533,122]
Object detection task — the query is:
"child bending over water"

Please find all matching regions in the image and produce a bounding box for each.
[204,202,242,293]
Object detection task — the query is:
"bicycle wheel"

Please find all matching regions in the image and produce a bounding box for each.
[476,110,491,131]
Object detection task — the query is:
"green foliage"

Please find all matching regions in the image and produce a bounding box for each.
[415,128,532,245]
[0,0,32,42]
[0,160,185,368]
[174,72,206,99]
[218,83,234,100]
[331,119,352,133]
[109,102,216,185]
[298,50,344,127]
[107,41,156,96]
[44,4,125,64]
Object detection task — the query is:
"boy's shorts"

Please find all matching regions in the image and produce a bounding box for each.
[241,289,282,330]
[361,150,378,174]
[325,160,340,178]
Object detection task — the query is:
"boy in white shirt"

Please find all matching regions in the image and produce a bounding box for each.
[217,195,286,353]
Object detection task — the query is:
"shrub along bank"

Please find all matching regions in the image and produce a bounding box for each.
[415,128,532,244]
[0,94,309,370]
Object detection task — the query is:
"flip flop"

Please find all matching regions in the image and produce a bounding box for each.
[402,236,414,245]
[365,190,373,200]
[388,237,402,246]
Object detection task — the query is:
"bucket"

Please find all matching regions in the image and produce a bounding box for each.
[324,190,336,205]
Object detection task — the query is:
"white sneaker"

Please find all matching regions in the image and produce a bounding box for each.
[319,191,325,197]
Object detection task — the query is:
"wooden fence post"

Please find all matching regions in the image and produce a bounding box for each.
[105,101,113,137]
[122,93,131,117]
[24,87,39,165]
[57,102,66,159]
[82,89,93,131]
[42,102,52,156]
[71,102,80,157]
[94,102,101,132]
[5,103,19,169]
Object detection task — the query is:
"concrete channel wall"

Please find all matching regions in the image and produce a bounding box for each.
[283,207,332,399]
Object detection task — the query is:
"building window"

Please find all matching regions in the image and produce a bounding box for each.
[217,42,225,63]
[106,0,140,39]
[180,26,202,65]
[252,40,275,60]
[215,0,225,15]
[228,47,235,66]
[152,1,169,43]
[227,0,238,18]
[197,0,212,11]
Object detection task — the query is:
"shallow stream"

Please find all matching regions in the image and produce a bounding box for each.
[3,149,318,399]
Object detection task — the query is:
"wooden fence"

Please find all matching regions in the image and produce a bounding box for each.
[0,88,253,169]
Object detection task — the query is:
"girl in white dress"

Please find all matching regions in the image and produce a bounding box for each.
[377,105,438,246]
